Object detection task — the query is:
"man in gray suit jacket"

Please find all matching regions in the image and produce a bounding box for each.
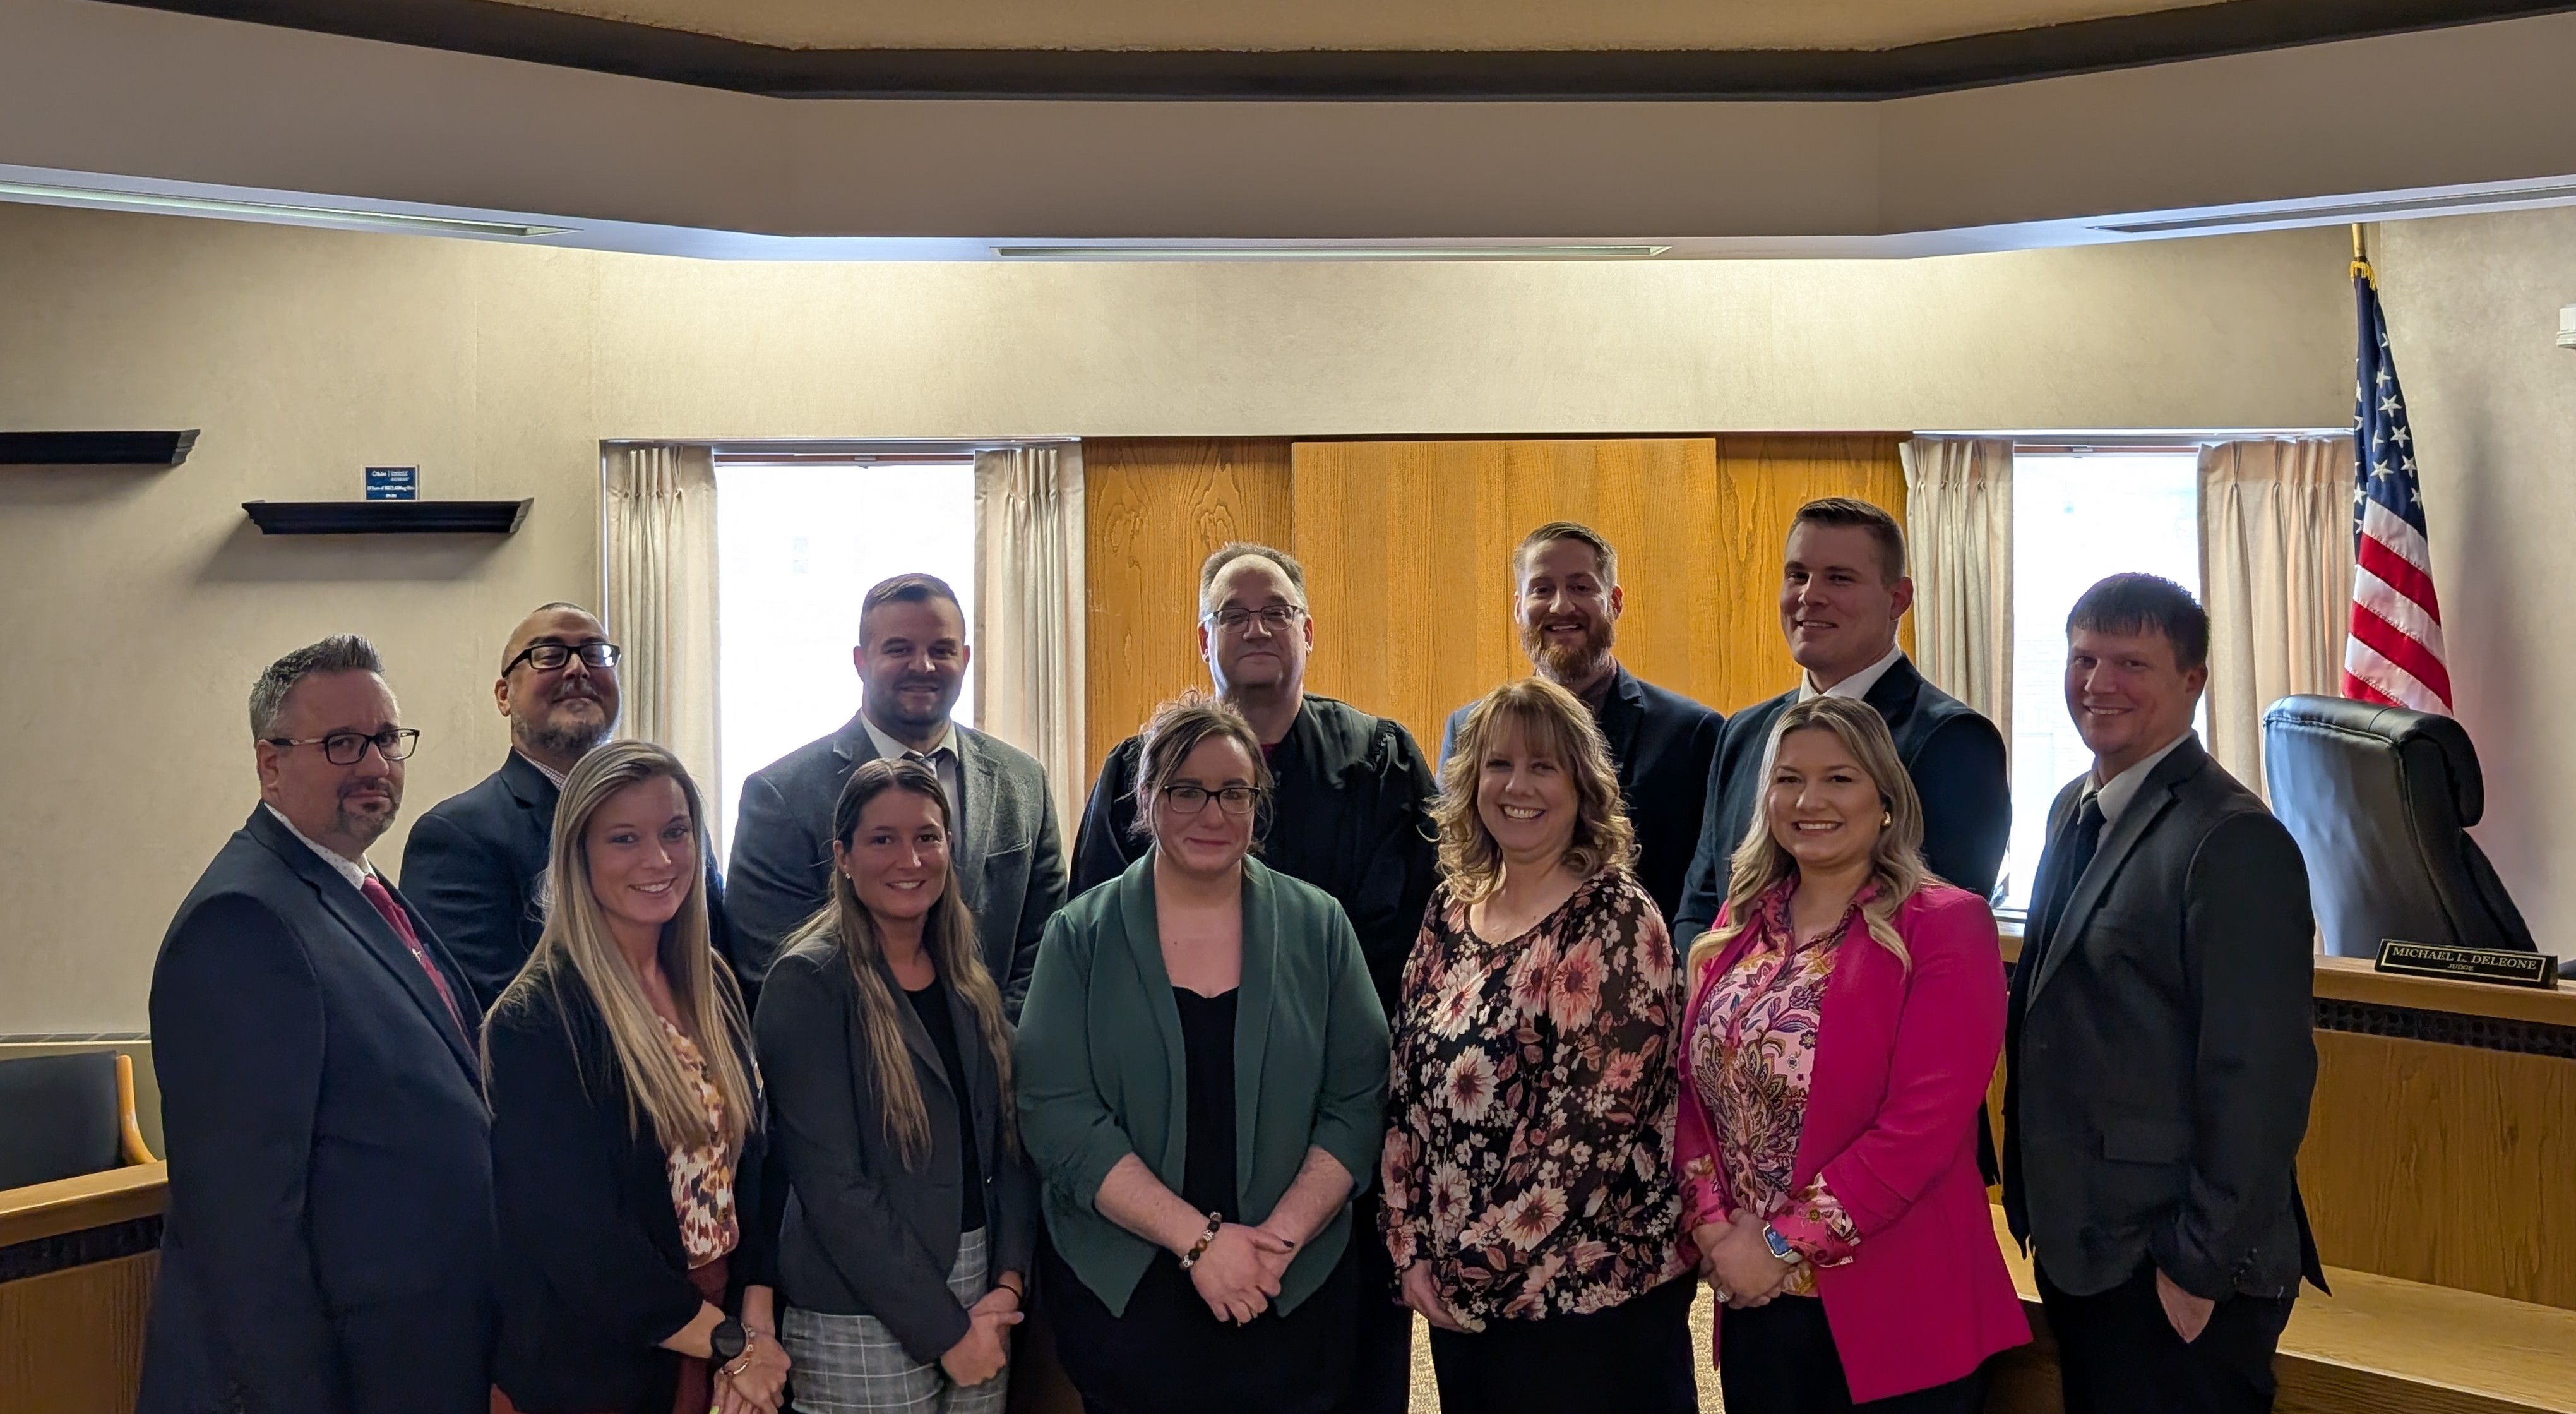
[729,573,1064,1014]
[2004,575,2323,1414]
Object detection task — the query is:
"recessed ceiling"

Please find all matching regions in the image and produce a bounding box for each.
[104,0,2576,98]
[477,0,2229,53]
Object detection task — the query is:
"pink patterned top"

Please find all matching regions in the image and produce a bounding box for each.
[1679,882,1862,1291]
[659,1017,741,1270]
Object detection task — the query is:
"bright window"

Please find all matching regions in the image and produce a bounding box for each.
[712,460,977,856]
[2000,451,2202,911]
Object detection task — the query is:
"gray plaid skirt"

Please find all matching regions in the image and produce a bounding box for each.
[781,1228,1010,1414]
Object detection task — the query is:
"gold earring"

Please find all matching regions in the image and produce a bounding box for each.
[1881,811,1893,827]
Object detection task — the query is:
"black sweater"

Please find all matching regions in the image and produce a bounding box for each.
[485,966,775,1414]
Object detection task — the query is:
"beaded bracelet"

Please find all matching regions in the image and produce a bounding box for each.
[1178,1211,1225,1270]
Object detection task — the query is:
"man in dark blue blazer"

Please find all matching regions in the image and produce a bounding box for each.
[1675,498,2011,946]
[1436,522,1721,927]
[143,637,492,1414]
[402,603,734,1012]
[730,573,1064,1011]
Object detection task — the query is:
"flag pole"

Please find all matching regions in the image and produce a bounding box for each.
[2351,223,2373,284]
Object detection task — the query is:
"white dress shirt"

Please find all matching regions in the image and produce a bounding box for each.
[1800,643,1906,703]
[2092,730,2197,825]
[862,716,963,817]
[263,802,374,891]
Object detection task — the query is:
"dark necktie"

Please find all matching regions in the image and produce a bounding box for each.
[2027,793,2107,976]
[360,873,466,1038]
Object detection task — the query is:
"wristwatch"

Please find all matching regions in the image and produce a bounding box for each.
[1761,1225,1799,1265]
[709,1317,749,1365]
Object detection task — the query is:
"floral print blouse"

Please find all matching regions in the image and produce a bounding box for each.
[660,1017,741,1270]
[1676,882,1862,1291]
[1381,870,1694,1328]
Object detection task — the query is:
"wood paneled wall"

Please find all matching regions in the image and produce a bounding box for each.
[0,1253,153,1414]
[1082,439,1294,777]
[2299,1030,2576,1311]
[1081,434,1908,786]
[1289,436,1907,758]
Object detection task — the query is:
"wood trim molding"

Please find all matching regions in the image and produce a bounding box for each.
[98,0,2576,100]
[0,1165,167,1250]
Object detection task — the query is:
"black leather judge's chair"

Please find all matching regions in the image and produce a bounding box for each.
[2262,694,2536,959]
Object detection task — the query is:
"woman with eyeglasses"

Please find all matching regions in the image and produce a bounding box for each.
[1016,692,1390,1414]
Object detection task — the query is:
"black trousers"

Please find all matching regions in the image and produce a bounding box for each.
[2037,1261,2296,1414]
[1426,1276,1697,1414]
[1327,1190,1412,1414]
[1719,1295,1989,1414]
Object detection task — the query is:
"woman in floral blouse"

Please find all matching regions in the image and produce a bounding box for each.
[1381,677,1697,1414]
[1676,696,2025,1413]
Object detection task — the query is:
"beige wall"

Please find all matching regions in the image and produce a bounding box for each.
[0,201,2352,1031]
[2376,210,2576,968]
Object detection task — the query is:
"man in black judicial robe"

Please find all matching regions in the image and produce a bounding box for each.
[1435,521,1721,927]
[1070,541,1437,1414]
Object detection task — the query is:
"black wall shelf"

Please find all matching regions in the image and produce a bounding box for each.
[0,431,199,466]
[242,500,532,535]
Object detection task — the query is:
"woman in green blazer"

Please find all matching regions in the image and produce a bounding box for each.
[1016,692,1390,1414]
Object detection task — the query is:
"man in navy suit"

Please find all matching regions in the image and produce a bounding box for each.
[1437,521,1722,927]
[403,602,735,1011]
[1675,497,2011,944]
[143,636,492,1414]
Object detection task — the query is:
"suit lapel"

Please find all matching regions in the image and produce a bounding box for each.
[953,728,1001,907]
[247,809,478,1077]
[2029,745,2205,1000]
[882,961,953,1096]
[1863,654,1926,752]
[1595,667,1647,785]
[1233,860,1280,1199]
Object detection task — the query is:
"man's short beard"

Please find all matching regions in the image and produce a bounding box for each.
[519,714,613,762]
[337,784,400,845]
[1522,617,1616,686]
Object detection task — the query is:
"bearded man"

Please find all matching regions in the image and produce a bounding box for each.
[1436,522,1722,927]
[402,601,739,1009]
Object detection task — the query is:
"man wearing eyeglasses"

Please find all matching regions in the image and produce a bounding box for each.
[402,602,737,1011]
[1070,541,1438,1414]
[145,636,492,1414]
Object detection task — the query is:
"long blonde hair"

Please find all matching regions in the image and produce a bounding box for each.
[786,757,1015,1170]
[1688,696,1928,977]
[1432,677,1637,906]
[489,740,755,1156]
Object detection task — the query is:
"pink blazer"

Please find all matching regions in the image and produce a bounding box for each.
[1675,882,2029,1403]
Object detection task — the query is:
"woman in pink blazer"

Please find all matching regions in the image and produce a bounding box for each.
[1676,695,2027,1412]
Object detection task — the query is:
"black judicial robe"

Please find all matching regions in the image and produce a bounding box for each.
[1071,693,1439,1014]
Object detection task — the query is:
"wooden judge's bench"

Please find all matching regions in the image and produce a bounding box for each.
[1986,937,2576,1414]
[4,952,2573,1413]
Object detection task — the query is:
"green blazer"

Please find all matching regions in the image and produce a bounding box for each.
[1015,853,1390,1317]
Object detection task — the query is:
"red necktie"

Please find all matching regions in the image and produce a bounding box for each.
[360,873,466,1038]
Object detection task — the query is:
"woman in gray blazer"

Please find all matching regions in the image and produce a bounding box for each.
[755,758,1037,1414]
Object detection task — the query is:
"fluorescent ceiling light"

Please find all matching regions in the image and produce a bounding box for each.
[2097,180,2576,235]
[0,180,573,238]
[991,243,1668,261]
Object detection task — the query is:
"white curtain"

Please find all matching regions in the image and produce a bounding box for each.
[603,443,722,795]
[1901,436,2017,740]
[2199,436,2356,799]
[974,444,1087,841]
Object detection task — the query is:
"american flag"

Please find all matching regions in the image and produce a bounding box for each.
[2344,262,2454,714]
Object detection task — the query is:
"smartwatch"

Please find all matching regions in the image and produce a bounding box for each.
[709,1317,749,1365]
[1761,1225,1799,1264]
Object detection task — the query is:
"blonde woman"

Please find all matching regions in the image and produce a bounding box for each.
[755,758,1036,1413]
[1676,696,2025,1413]
[484,740,790,1414]
[1381,676,1697,1414]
